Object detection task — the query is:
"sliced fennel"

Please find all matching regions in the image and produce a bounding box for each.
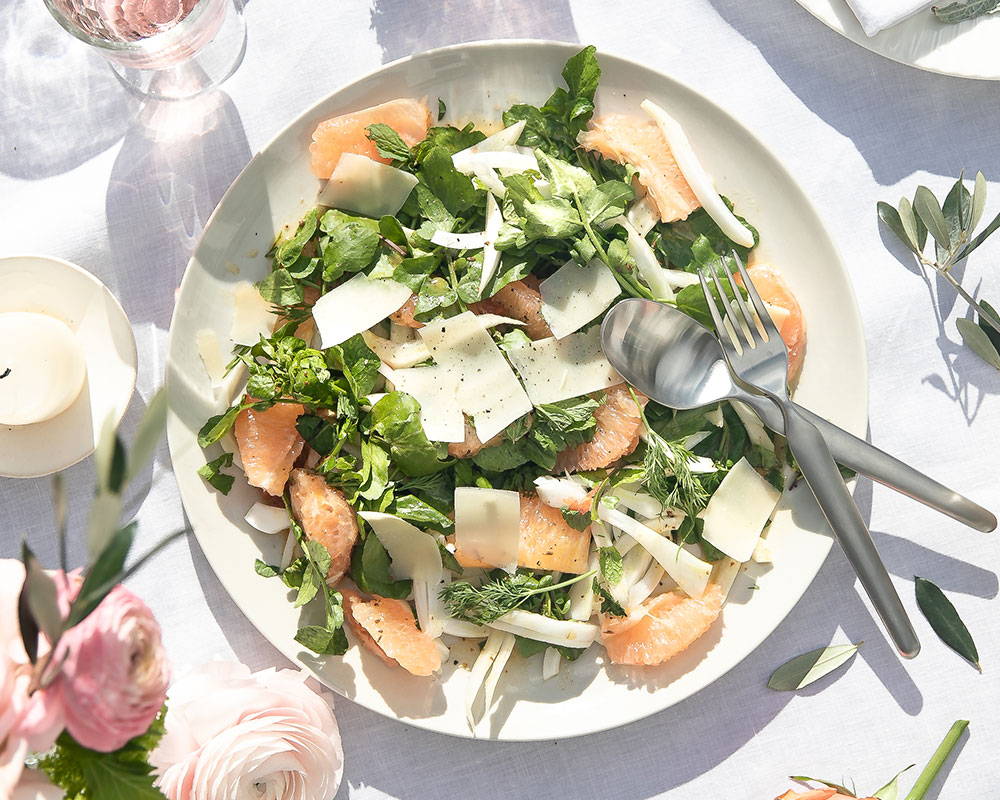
[542,647,562,680]
[466,630,515,732]
[244,502,290,534]
[640,99,755,248]
[489,610,599,648]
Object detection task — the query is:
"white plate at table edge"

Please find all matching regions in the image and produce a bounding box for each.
[795,0,1000,81]
[165,39,868,741]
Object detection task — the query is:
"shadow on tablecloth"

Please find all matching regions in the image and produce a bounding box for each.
[707,0,1000,188]
[370,0,580,63]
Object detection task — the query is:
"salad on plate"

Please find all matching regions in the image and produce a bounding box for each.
[195,46,807,730]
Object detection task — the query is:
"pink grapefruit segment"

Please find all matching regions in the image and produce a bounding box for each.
[309,98,432,179]
[555,385,646,473]
[579,113,699,223]
[288,468,359,587]
[742,264,806,384]
[234,400,305,497]
[342,589,441,677]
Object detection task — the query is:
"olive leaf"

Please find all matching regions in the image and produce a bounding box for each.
[789,776,856,796]
[933,0,1000,23]
[912,186,951,250]
[914,577,980,670]
[872,766,913,800]
[956,318,1000,369]
[767,642,860,690]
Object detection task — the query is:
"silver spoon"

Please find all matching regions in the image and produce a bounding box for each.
[601,298,996,533]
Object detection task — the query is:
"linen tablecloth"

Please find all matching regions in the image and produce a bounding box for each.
[3,0,1000,796]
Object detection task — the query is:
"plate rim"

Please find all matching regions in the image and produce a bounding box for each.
[793,0,1000,81]
[166,37,869,741]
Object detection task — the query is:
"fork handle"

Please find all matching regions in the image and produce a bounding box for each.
[741,397,997,533]
[775,398,921,659]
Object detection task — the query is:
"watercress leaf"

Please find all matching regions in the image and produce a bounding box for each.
[913,186,953,252]
[598,545,624,584]
[413,183,457,231]
[254,559,281,578]
[293,565,320,608]
[359,438,391,501]
[914,576,980,669]
[257,268,304,306]
[955,317,1000,369]
[321,217,381,282]
[418,146,481,216]
[500,172,544,217]
[413,276,458,321]
[767,642,861,690]
[370,392,450,477]
[534,149,597,199]
[579,180,634,226]
[522,197,582,241]
[197,451,235,494]
[296,414,338,455]
[472,439,532,472]
[392,494,454,531]
[328,333,381,399]
[365,123,412,162]
[275,208,319,268]
[562,44,600,103]
[379,215,409,249]
[411,124,485,162]
[351,533,412,599]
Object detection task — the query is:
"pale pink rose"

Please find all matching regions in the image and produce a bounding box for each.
[0,561,65,799]
[49,581,169,753]
[150,662,343,800]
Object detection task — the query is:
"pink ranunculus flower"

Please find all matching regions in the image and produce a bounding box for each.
[0,560,65,798]
[149,662,343,800]
[49,579,170,753]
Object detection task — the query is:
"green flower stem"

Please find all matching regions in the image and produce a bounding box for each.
[903,719,969,800]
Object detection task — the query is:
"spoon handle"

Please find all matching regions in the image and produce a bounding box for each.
[740,396,996,533]
[775,398,920,659]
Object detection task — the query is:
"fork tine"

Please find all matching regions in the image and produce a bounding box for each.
[732,250,783,345]
[719,257,761,347]
[697,267,740,356]
[705,264,745,350]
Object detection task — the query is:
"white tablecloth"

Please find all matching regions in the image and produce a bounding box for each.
[3,0,1000,797]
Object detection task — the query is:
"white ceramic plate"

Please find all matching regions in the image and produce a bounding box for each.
[795,0,1000,80]
[0,254,137,478]
[166,40,867,740]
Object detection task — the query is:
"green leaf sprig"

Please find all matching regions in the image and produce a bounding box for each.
[767,642,861,691]
[877,172,1000,369]
[932,0,999,22]
[439,569,596,625]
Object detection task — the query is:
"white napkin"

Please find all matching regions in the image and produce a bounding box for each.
[843,0,935,36]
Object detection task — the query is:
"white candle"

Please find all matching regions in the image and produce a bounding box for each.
[0,311,87,426]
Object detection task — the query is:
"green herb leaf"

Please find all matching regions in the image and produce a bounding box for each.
[257,268,304,306]
[370,392,449,477]
[320,214,382,282]
[767,643,861,691]
[392,494,453,531]
[254,559,281,578]
[275,208,319,268]
[197,405,244,447]
[365,123,412,162]
[522,197,583,241]
[598,545,623,584]
[418,146,481,216]
[914,576,980,670]
[561,507,591,531]
[440,569,596,625]
[351,533,412,599]
[593,579,627,617]
[197,452,235,494]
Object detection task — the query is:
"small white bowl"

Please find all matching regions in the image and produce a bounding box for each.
[0,255,137,478]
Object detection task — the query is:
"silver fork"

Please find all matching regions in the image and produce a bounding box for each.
[698,253,920,659]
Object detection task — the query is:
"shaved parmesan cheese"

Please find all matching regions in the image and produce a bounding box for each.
[539,259,622,339]
[379,364,464,442]
[711,557,742,602]
[454,487,521,573]
[608,215,675,301]
[506,326,623,405]
[417,311,532,443]
[455,120,526,156]
[196,328,226,386]
[489,610,598,648]
[534,475,590,509]
[442,616,490,638]
[452,149,537,175]
[706,406,725,427]
[627,194,660,237]
[640,99,755,248]
[662,269,700,288]
[752,538,773,564]
[474,313,524,329]
[244,502,290,534]
[700,457,780,562]
[466,630,513,732]
[542,647,561,680]
[359,511,446,639]
[730,400,774,451]
[611,487,662,518]
[640,510,686,534]
[230,282,275,345]
[313,273,411,347]
[317,153,418,218]
[479,193,502,294]
[430,229,489,250]
[361,330,430,368]
[598,506,712,598]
